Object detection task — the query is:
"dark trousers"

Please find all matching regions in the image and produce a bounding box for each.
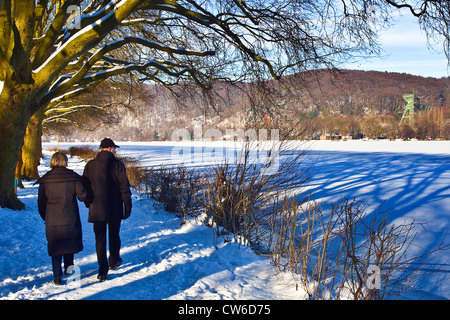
[93,220,121,276]
[51,254,74,279]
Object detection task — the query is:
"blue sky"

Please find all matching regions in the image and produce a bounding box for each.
[343,13,449,78]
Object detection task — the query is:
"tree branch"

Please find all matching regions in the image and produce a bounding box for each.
[0,46,14,79]
[385,0,429,17]
[0,0,12,64]
[165,0,280,79]
[33,0,143,90]
[31,0,82,69]
[43,35,215,103]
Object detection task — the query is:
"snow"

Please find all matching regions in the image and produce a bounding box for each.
[0,146,301,300]
[305,140,450,299]
[1,140,449,300]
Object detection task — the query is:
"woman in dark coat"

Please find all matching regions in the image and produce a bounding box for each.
[36,152,88,285]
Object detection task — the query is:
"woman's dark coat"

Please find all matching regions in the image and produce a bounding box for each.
[36,167,88,256]
[82,150,132,222]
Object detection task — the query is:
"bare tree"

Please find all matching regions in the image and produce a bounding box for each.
[1,0,449,209]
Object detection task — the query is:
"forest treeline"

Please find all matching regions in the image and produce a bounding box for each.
[45,69,450,141]
[295,70,450,140]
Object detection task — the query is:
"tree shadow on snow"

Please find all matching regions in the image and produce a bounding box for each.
[293,149,450,297]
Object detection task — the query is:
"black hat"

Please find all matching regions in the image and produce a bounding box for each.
[100,137,120,149]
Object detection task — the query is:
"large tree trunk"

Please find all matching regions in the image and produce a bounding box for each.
[21,111,43,181]
[0,121,29,210]
[0,82,35,210]
[0,1,36,209]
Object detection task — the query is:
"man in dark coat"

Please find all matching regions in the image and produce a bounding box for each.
[36,152,88,285]
[83,138,132,281]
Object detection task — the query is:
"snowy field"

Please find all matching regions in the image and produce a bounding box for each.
[0,140,449,300]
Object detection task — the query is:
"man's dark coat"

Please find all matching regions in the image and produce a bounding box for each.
[83,150,132,222]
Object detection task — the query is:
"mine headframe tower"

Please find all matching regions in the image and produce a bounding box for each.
[399,93,415,127]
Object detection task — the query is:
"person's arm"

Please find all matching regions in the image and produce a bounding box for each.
[118,162,132,219]
[75,180,88,203]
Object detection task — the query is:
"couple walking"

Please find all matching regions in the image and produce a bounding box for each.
[36,138,132,285]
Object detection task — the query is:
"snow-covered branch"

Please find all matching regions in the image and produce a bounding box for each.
[42,34,215,106]
[78,59,208,87]
[43,104,106,123]
[33,0,143,89]
[44,104,106,117]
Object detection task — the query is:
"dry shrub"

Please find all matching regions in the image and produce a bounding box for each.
[122,162,150,191]
[67,146,98,161]
[268,197,448,300]
[133,140,311,245]
[142,165,204,217]
[200,140,311,246]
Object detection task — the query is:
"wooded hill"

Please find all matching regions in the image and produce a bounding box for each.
[44,69,450,141]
